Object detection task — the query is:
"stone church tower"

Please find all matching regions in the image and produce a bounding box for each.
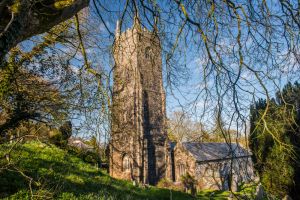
[110,17,167,185]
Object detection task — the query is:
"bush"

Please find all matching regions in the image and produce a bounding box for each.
[7,190,31,200]
[180,172,197,196]
[82,150,101,165]
[49,121,72,147]
[59,121,72,141]
[157,178,173,188]
[66,145,101,167]
[49,128,63,144]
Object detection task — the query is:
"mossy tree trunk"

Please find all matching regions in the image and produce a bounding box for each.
[0,0,89,61]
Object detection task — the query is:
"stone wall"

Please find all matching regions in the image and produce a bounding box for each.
[173,144,254,191]
[110,21,167,185]
[138,30,167,185]
[173,144,196,182]
[195,157,254,191]
[110,26,142,181]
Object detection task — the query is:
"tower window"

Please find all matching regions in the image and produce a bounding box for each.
[122,154,130,171]
[145,47,151,59]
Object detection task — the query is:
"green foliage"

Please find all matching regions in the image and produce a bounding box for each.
[59,191,123,200]
[49,123,72,147]
[0,60,16,99]
[181,173,197,189]
[4,190,31,200]
[0,22,79,140]
[197,184,257,200]
[260,144,294,197]
[0,59,68,139]
[54,0,75,9]
[197,190,231,200]
[82,151,100,165]
[59,121,72,141]
[67,146,101,166]
[181,172,197,196]
[84,136,107,163]
[49,128,63,143]
[249,82,300,198]
[157,178,174,189]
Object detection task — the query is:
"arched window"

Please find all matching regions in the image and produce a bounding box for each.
[178,163,186,177]
[145,47,151,59]
[122,154,130,171]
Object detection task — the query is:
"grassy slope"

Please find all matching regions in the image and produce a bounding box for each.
[0,141,236,200]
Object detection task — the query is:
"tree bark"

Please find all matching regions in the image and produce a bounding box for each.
[0,0,89,62]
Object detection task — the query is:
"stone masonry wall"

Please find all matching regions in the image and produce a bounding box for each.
[195,157,254,191]
[173,144,254,191]
[173,144,196,182]
[110,21,167,185]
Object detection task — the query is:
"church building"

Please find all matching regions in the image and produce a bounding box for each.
[109,17,254,189]
[110,17,168,185]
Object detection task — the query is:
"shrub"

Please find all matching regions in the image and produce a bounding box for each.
[180,172,197,196]
[49,128,62,143]
[59,121,72,141]
[66,145,101,167]
[82,150,101,166]
[49,121,72,147]
[6,190,31,200]
[157,178,173,188]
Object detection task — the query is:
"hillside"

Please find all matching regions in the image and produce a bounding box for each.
[0,141,235,200]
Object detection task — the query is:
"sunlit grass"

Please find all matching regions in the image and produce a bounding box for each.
[0,141,193,199]
[0,141,254,199]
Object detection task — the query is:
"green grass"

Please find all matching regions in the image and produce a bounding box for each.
[197,190,229,199]
[0,141,250,199]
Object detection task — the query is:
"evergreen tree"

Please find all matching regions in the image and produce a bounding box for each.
[249,82,300,199]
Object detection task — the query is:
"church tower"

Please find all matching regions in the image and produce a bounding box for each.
[110,17,167,185]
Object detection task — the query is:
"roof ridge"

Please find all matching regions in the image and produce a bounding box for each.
[180,141,250,162]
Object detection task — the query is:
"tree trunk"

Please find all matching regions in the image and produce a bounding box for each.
[0,0,89,62]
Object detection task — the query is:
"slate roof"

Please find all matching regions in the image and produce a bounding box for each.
[181,142,251,162]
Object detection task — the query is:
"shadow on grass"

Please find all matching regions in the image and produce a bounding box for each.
[0,142,195,200]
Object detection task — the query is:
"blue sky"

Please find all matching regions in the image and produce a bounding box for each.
[78,1,299,134]
[19,1,299,139]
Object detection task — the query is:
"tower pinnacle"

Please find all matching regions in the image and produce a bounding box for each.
[115,20,120,37]
[133,12,141,31]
